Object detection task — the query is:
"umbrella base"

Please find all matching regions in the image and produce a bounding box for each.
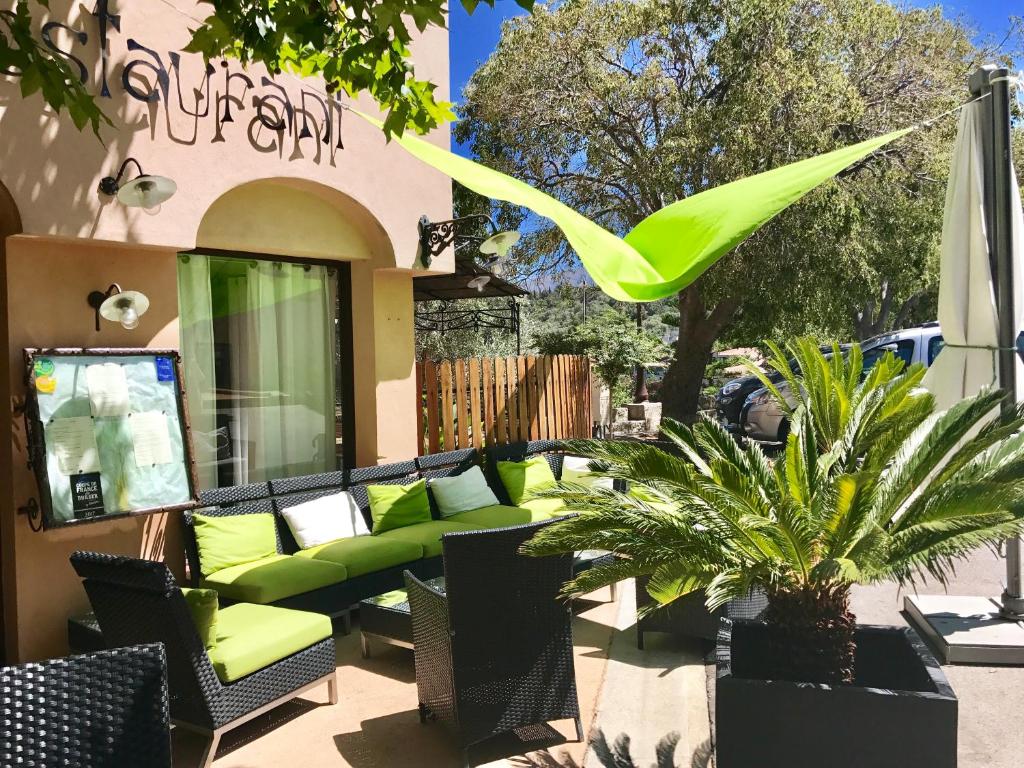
[905,594,1024,665]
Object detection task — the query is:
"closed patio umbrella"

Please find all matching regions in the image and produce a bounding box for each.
[921,102,1019,409]
[907,66,1024,664]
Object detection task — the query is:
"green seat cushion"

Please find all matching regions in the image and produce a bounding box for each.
[496,455,557,505]
[377,520,480,558]
[447,504,556,528]
[294,536,423,577]
[367,480,432,534]
[192,513,278,577]
[207,602,332,682]
[518,497,569,519]
[181,587,219,649]
[202,554,347,604]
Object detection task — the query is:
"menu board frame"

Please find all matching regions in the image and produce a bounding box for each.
[22,347,200,530]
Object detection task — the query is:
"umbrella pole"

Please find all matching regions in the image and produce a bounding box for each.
[972,65,1024,616]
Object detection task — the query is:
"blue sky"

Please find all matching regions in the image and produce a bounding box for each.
[448,0,1021,157]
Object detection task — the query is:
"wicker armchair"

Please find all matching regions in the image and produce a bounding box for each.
[71,551,337,768]
[0,643,171,767]
[405,520,582,767]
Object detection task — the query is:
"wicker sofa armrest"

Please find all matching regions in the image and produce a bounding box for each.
[404,571,457,727]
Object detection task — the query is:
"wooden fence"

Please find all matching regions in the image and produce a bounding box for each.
[415,354,592,455]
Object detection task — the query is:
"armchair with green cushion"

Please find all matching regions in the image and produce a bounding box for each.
[70,551,337,768]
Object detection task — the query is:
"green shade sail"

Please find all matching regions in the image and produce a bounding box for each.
[356,110,911,302]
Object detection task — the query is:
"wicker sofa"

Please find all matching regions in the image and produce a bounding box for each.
[180,441,609,628]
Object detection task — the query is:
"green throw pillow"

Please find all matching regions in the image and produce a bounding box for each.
[192,513,278,576]
[367,480,432,534]
[181,587,219,649]
[497,455,557,505]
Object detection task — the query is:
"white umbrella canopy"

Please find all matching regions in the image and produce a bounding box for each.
[923,101,1024,408]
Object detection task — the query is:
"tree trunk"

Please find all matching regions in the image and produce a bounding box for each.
[762,583,857,685]
[660,283,740,423]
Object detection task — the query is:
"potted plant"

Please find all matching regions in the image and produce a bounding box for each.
[524,338,1024,768]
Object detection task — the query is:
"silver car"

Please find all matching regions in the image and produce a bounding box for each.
[741,324,944,443]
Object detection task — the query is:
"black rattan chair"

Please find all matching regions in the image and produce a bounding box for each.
[71,551,337,768]
[405,520,581,767]
[0,643,171,767]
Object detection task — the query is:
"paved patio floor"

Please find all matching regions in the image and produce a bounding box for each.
[171,588,622,768]
[851,547,1024,768]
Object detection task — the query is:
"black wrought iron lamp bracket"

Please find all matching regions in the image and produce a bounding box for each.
[418,214,497,268]
[98,157,145,197]
[87,283,123,331]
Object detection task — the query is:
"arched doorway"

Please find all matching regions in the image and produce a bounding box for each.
[183,179,394,489]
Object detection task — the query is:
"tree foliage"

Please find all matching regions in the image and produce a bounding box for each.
[0,1,109,133]
[455,0,1020,419]
[534,308,667,413]
[1,0,534,137]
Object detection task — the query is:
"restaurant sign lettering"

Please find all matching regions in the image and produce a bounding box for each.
[5,0,346,164]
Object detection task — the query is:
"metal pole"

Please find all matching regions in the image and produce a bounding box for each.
[633,303,649,402]
[972,65,1024,614]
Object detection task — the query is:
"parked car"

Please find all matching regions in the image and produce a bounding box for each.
[741,324,944,443]
[714,345,840,432]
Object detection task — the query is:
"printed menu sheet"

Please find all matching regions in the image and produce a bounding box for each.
[86,363,130,417]
[48,416,101,476]
[130,411,173,467]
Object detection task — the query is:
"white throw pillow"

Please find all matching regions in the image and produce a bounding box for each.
[429,465,500,517]
[562,455,614,490]
[281,491,369,549]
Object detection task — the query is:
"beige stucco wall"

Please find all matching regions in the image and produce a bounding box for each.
[0,1,452,662]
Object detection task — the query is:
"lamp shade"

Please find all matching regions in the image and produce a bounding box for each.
[117,175,177,209]
[99,290,150,329]
[479,230,521,258]
[468,275,491,292]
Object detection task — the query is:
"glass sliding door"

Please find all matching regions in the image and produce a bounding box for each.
[178,253,343,488]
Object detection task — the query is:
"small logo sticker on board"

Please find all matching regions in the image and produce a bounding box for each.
[34,359,55,377]
[35,375,57,394]
[155,357,175,382]
[71,472,105,519]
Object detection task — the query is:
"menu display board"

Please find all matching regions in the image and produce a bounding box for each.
[24,348,199,529]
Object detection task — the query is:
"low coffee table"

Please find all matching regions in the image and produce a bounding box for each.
[359,576,446,658]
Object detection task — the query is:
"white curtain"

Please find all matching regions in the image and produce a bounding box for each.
[224,260,337,482]
[176,254,220,491]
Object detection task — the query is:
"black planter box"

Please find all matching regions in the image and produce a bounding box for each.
[716,620,958,768]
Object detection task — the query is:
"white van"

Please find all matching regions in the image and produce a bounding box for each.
[741,323,944,443]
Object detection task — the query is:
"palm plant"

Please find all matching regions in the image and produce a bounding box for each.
[523,338,1024,685]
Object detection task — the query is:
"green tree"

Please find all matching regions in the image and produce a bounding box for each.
[1,0,533,137]
[534,308,666,421]
[456,0,1019,421]
[524,340,1024,684]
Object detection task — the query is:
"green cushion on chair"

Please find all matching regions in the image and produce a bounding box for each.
[181,587,219,649]
[367,480,432,534]
[192,513,278,576]
[516,497,569,519]
[377,520,480,558]
[202,554,347,604]
[496,455,557,505]
[206,603,332,682]
[294,536,423,577]
[446,504,557,527]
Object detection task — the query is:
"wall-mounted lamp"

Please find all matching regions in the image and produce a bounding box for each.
[467,275,491,293]
[87,284,150,331]
[98,158,177,210]
[417,214,521,269]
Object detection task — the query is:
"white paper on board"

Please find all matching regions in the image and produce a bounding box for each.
[48,416,101,476]
[86,363,130,417]
[130,411,173,467]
